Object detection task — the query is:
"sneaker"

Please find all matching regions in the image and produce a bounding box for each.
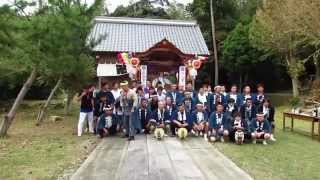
[252,139,257,144]
[220,137,225,143]
[164,134,168,137]
[263,140,268,145]
[270,135,277,142]
[191,130,196,135]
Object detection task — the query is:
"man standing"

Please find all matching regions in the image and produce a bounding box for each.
[120,81,138,141]
[77,85,95,136]
[166,84,184,105]
[253,83,267,107]
[226,84,242,107]
[208,85,226,113]
[99,82,115,105]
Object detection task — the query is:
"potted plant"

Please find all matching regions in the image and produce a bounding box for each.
[289,97,301,113]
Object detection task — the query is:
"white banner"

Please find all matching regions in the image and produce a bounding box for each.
[97,64,117,77]
[179,66,186,89]
[140,65,148,87]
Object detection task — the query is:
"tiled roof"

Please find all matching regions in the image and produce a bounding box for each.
[89,16,209,55]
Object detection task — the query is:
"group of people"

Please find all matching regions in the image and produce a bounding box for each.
[77,80,276,145]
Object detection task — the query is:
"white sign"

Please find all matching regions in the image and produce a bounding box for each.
[97,64,117,77]
[140,65,148,87]
[179,66,186,89]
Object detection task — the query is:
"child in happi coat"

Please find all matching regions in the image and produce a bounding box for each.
[134,98,152,134]
[97,106,117,138]
[258,99,276,141]
[171,103,192,138]
[240,98,256,129]
[209,103,230,142]
[250,112,272,145]
[191,103,209,141]
[229,113,250,144]
[225,98,239,117]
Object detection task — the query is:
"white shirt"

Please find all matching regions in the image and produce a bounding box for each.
[198,93,207,104]
[157,93,166,101]
[111,89,121,100]
[178,111,186,122]
[197,112,204,123]
[229,94,237,103]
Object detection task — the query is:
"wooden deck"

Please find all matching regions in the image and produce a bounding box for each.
[70,135,253,180]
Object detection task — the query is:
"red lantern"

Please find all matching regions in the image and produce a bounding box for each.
[192,60,202,69]
[130,58,140,66]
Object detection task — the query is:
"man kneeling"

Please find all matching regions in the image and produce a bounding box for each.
[149,101,171,139]
[191,103,209,141]
[172,103,192,139]
[250,112,271,145]
[97,106,117,138]
[209,104,230,142]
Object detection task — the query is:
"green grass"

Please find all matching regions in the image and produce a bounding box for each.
[214,106,320,180]
[0,100,97,180]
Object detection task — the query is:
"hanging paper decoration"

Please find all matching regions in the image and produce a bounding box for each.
[130,57,140,66]
[198,56,208,62]
[192,59,202,69]
[117,52,130,64]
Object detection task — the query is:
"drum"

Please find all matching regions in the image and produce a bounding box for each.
[235,130,244,145]
[177,128,188,140]
[154,128,165,140]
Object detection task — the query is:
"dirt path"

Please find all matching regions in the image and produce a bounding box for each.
[70,135,253,180]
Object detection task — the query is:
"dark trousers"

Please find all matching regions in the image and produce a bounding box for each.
[124,114,135,137]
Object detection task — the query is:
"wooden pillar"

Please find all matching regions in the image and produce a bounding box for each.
[98,77,102,90]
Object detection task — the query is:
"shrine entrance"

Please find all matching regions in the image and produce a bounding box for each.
[136,39,194,86]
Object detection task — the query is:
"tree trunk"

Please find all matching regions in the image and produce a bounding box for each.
[0,69,37,137]
[64,90,73,115]
[291,77,299,97]
[36,77,62,126]
[210,0,219,86]
[315,59,320,80]
[239,73,243,92]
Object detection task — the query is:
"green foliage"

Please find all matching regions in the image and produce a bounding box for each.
[222,22,265,75]
[289,97,301,108]
[112,0,170,19]
[187,0,240,47]
[0,0,103,99]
